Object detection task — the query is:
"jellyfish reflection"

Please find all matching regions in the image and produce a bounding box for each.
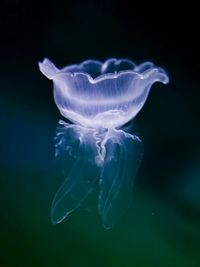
[39,58,169,228]
[52,120,143,229]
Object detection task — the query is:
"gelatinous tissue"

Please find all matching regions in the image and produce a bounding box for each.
[39,58,169,229]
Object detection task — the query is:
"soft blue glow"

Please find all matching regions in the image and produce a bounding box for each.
[39,58,169,228]
[39,58,169,129]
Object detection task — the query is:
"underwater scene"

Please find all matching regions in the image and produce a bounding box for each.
[1,1,200,267]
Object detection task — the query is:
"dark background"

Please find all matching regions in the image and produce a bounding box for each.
[1,1,200,267]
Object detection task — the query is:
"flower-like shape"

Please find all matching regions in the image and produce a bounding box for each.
[39,58,169,128]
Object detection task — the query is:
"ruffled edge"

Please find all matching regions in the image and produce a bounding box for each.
[39,58,169,84]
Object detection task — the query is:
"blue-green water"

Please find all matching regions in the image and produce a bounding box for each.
[1,1,199,265]
[1,76,200,266]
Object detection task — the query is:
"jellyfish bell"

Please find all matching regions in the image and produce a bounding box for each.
[39,58,169,228]
[39,58,169,129]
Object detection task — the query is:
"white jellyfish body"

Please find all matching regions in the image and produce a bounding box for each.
[39,58,169,129]
[39,58,169,228]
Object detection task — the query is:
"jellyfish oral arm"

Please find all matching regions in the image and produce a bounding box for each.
[98,129,143,229]
[51,122,101,224]
[51,121,143,228]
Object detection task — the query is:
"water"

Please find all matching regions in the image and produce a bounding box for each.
[1,64,200,267]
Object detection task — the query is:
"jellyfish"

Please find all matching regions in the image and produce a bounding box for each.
[39,58,169,229]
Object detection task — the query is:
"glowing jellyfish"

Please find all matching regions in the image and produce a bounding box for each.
[39,58,169,229]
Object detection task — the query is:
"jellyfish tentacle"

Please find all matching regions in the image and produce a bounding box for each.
[51,121,101,224]
[98,129,143,229]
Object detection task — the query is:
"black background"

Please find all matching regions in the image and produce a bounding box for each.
[1,1,200,267]
[1,0,199,128]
